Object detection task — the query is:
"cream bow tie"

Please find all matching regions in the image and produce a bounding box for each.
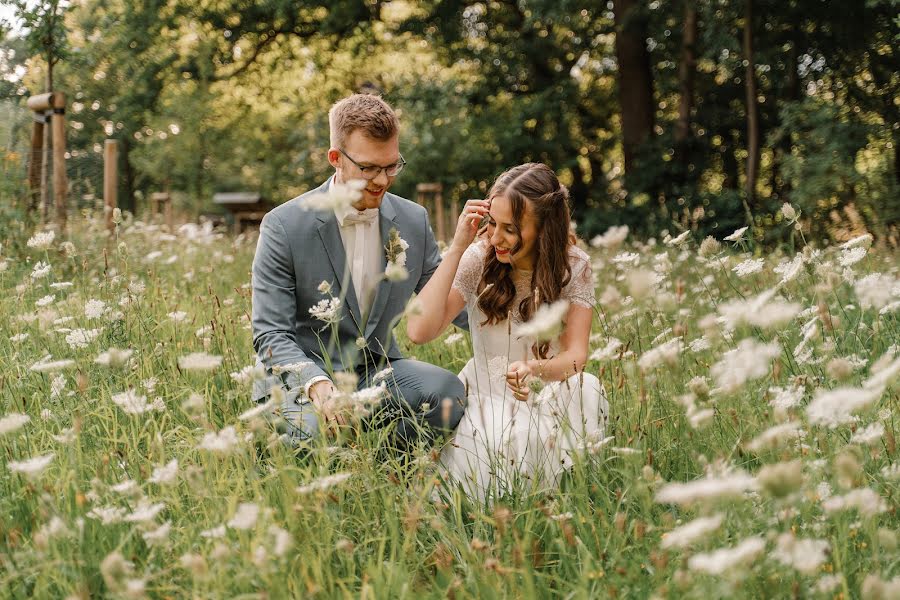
[340,208,379,226]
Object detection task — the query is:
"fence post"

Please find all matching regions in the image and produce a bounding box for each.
[104,139,118,232]
[51,92,68,230]
[416,183,446,241]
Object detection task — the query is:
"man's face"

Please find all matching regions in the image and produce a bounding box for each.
[328,129,400,211]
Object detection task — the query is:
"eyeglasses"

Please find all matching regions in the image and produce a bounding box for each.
[338,148,406,179]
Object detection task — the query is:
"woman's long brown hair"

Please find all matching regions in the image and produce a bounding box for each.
[477,163,574,359]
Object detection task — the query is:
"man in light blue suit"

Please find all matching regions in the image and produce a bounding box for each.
[251,94,467,448]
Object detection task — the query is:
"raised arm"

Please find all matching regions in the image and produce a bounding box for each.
[407,199,490,344]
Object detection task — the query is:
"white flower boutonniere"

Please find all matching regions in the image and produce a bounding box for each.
[384,228,410,282]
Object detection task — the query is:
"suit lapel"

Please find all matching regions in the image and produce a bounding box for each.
[315,199,363,327]
[364,196,398,339]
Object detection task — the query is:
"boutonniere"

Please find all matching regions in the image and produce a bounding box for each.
[384,227,410,282]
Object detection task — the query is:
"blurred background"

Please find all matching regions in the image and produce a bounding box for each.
[0,0,897,242]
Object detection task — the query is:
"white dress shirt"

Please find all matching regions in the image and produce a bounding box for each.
[304,204,382,398]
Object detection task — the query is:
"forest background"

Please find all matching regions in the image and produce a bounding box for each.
[0,0,897,243]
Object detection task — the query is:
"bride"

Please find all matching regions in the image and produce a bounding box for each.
[406,162,608,501]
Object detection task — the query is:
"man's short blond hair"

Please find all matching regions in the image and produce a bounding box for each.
[328,94,399,148]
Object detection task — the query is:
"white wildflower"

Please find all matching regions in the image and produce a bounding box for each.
[444,332,465,346]
[51,426,77,444]
[198,426,242,454]
[27,230,56,249]
[710,339,781,394]
[822,488,887,517]
[840,234,873,249]
[8,453,54,478]
[637,338,683,371]
[655,471,757,506]
[719,289,801,330]
[732,257,765,277]
[238,396,279,421]
[299,179,365,212]
[687,537,765,575]
[9,332,29,342]
[270,524,293,557]
[31,261,51,279]
[36,294,56,307]
[780,203,798,222]
[806,386,882,428]
[230,364,266,385]
[772,534,829,575]
[384,261,409,282]
[65,328,101,349]
[177,352,223,371]
[148,459,179,485]
[227,502,260,530]
[513,299,569,342]
[295,472,353,495]
[125,500,166,523]
[612,251,641,267]
[838,246,867,267]
[200,525,227,539]
[167,311,188,322]
[84,299,107,319]
[665,230,691,247]
[111,390,156,415]
[0,413,30,436]
[309,297,342,324]
[850,422,885,446]
[854,273,900,310]
[723,226,749,242]
[745,421,805,452]
[774,255,805,285]
[590,225,629,250]
[95,348,134,368]
[30,356,76,373]
[87,506,127,524]
[660,514,724,549]
[142,521,172,547]
[590,338,624,361]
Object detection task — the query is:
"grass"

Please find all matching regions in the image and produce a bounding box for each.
[0,211,897,599]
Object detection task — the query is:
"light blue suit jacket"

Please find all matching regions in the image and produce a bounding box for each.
[250,178,467,401]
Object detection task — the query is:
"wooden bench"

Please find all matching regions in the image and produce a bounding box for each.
[213,192,272,235]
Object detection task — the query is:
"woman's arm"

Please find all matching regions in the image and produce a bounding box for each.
[406,199,489,344]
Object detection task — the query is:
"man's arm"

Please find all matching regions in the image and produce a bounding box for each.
[252,211,329,393]
[417,210,470,331]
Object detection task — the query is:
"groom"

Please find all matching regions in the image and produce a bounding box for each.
[251,93,468,447]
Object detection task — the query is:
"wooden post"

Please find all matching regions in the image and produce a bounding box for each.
[104,139,118,232]
[164,194,173,231]
[416,183,445,241]
[51,92,68,230]
[26,93,54,215]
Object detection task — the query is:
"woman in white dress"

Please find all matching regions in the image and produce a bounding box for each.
[406,163,608,502]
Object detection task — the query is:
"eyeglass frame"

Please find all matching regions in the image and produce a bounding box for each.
[337,148,407,179]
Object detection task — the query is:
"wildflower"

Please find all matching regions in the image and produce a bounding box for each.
[839,246,867,267]
[31,261,52,280]
[775,255,805,285]
[8,452,54,478]
[444,332,465,346]
[626,269,657,300]
[723,226,748,243]
[718,289,801,330]
[51,426,77,444]
[589,338,624,361]
[198,426,242,454]
[514,299,569,342]
[841,233,873,250]
[861,574,900,600]
[822,488,888,517]
[29,357,75,373]
[732,257,765,277]
[178,352,223,371]
[612,251,641,267]
[200,525,226,539]
[309,297,342,324]
[228,502,260,530]
[87,506,127,524]
[655,470,756,506]
[665,230,691,246]
[95,348,134,368]
[850,422,884,446]
[271,361,314,375]
[112,390,156,415]
[372,367,394,383]
[65,328,101,349]
[9,333,29,342]
[142,521,171,546]
[84,299,107,319]
[780,203,798,222]
[687,536,765,575]
[863,354,900,390]
[0,413,29,436]
[815,574,844,594]
[230,364,266,385]
[854,273,898,310]
[148,459,179,485]
[745,421,805,452]
[168,310,188,322]
[756,460,803,498]
[698,236,722,257]
[238,396,278,421]
[295,472,352,495]
[660,513,724,549]
[317,280,332,294]
[50,374,66,399]
[590,225,629,250]
[125,500,166,523]
[27,230,56,250]
[385,261,409,281]
[269,524,293,557]
[806,386,882,428]
[100,551,133,590]
[299,179,365,211]
[710,339,781,394]
[36,294,56,307]
[772,533,829,574]
[637,338,683,372]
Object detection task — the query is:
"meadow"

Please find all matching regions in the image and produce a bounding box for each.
[0,208,897,599]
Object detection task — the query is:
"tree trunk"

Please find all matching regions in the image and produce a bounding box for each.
[40,66,52,223]
[742,0,760,221]
[120,137,136,214]
[613,0,655,175]
[675,1,697,150]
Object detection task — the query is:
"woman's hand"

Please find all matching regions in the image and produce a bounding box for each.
[506,360,533,401]
[450,199,490,253]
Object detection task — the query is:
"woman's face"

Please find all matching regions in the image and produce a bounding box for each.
[486,194,538,270]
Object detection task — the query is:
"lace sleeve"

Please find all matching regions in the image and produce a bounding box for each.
[452,241,486,304]
[563,246,596,308]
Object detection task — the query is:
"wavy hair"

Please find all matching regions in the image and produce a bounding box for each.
[477,163,574,358]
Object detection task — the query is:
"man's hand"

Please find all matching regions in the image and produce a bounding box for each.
[505,361,533,402]
[308,380,350,429]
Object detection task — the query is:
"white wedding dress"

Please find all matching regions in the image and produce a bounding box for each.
[439,241,609,502]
